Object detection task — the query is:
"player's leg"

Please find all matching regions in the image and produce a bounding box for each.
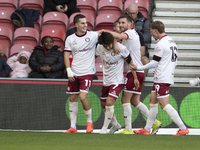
[117,91,133,134]
[79,75,94,133]
[64,77,80,133]
[100,84,123,134]
[133,91,158,135]
[100,97,115,134]
[160,97,189,136]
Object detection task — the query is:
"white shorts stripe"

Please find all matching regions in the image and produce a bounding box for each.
[66,92,79,94]
[123,89,141,95]
[80,90,89,93]
[157,94,169,99]
[108,93,118,98]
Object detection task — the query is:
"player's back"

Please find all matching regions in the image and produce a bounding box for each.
[154,35,178,84]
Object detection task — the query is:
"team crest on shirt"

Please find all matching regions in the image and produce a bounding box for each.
[85,38,90,42]
[111,52,115,56]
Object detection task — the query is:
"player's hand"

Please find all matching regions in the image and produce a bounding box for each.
[67,67,76,82]
[63,4,68,12]
[98,29,105,37]
[134,78,140,89]
[129,63,137,70]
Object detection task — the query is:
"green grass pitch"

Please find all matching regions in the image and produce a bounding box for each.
[0,131,200,150]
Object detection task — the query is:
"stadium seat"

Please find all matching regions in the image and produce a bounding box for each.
[98,0,123,16]
[33,15,42,33]
[41,28,66,51]
[0,0,17,12]
[13,27,39,47]
[124,0,149,19]
[95,13,120,31]
[0,44,9,60]
[0,10,14,32]
[42,12,68,33]
[9,44,34,56]
[95,62,103,80]
[0,26,12,49]
[76,0,97,18]
[68,12,94,31]
[95,56,102,63]
[19,0,44,16]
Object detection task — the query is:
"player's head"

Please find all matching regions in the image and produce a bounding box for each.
[74,14,87,34]
[118,14,133,32]
[41,36,54,50]
[98,32,114,51]
[149,21,165,40]
[127,3,138,20]
[113,21,120,33]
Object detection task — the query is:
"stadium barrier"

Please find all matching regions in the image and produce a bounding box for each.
[0,78,200,130]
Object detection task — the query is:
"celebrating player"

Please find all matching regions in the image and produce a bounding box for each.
[132,21,189,136]
[96,32,138,134]
[99,14,161,134]
[63,14,98,133]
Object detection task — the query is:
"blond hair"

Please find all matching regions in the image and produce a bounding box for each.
[0,50,4,57]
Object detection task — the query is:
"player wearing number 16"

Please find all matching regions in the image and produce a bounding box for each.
[131,21,189,136]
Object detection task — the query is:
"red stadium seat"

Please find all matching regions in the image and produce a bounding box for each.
[19,0,44,16]
[13,27,39,47]
[68,12,94,31]
[95,13,120,31]
[41,28,66,51]
[76,0,97,18]
[98,0,123,16]
[124,0,149,19]
[0,0,17,12]
[0,26,12,49]
[0,44,9,60]
[33,15,42,33]
[0,10,14,32]
[95,62,103,80]
[9,44,34,56]
[95,56,102,63]
[42,12,68,33]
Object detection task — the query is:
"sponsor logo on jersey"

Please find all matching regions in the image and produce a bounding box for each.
[102,51,105,55]
[85,38,90,42]
[72,41,77,45]
[106,61,118,65]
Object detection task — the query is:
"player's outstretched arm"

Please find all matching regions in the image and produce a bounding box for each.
[99,29,128,40]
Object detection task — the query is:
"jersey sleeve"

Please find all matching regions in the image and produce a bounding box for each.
[95,44,101,56]
[153,44,164,61]
[64,37,72,52]
[119,44,130,59]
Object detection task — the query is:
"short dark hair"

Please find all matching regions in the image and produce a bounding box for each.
[119,14,133,23]
[41,36,53,45]
[73,14,86,25]
[149,21,165,34]
[98,32,114,45]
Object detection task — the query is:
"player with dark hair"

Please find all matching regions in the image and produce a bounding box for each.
[132,21,189,136]
[64,14,120,133]
[99,14,161,134]
[96,32,138,134]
